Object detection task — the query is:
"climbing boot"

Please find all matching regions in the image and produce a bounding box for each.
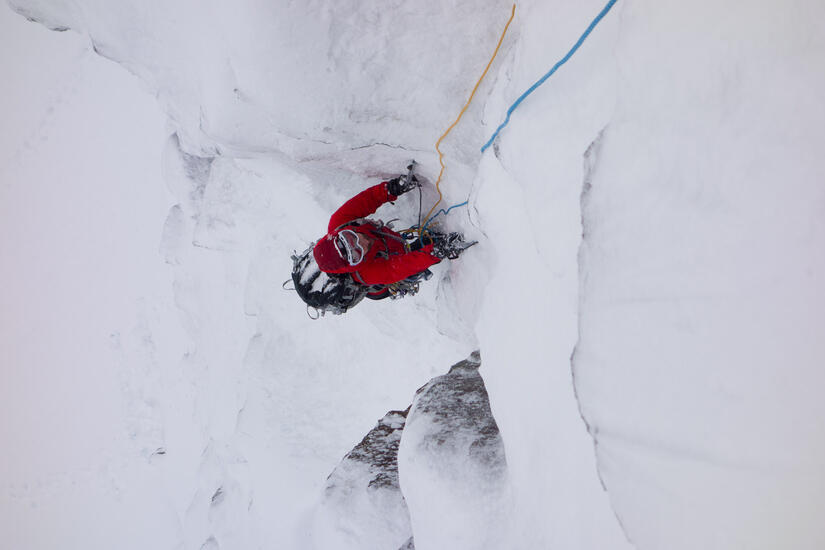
[433,232,477,260]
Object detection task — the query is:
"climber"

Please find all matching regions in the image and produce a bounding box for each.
[289,166,474,315]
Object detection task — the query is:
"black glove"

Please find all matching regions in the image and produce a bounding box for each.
[386,174,419,197]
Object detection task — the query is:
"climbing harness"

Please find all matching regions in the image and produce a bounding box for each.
[288,219,448,316]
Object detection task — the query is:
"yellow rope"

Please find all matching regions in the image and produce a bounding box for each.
[420,3,517,233]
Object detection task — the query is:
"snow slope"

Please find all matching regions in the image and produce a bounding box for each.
[0,9,189,550]
[3,0,824,549]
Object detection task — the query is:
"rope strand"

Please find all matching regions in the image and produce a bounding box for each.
[481,0,619,153]
[420,4,516,233]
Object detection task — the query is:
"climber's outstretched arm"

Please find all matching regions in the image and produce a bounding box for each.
[328,182,397,232]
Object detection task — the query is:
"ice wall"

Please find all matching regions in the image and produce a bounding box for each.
[471,2,632,548]
[477,0,825,548]
[3,0,493,548]
[5,0,825,548]
[8,0,511,164]
[572,1,825,548]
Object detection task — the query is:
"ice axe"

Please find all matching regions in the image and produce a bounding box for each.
[404,160,418,187]
[403,160,425,232]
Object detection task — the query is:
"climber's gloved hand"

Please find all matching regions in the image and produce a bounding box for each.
[386,174,419,197]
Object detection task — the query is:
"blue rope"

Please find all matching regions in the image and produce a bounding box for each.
[480,0,618,153]
[421,0,618,230]
[420,200,469,237]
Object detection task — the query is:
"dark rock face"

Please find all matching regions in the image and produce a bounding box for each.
[408,351,506,478]
[326,408,409,494]
[314,409,413,550]
[397,351,509,549]
[315,351,505,550]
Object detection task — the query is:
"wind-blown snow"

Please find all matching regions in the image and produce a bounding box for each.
[3,0,824,549]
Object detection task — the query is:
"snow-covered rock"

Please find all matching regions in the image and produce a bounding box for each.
[398,351,508,550]
[313,409,412,550]
[314,352,506,550]
[5,0,825,548]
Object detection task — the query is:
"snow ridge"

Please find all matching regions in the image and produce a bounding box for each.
[572,126,634,547]
[6,2,70,31]
[571,127,604,455]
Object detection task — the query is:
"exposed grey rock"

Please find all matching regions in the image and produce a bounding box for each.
[326,408,409,493]
[313,409,412,550]
[397,351,509,549]
[407,351,506,477]
[314,351,505,549]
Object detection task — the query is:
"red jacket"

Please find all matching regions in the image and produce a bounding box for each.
[312,182,440,285]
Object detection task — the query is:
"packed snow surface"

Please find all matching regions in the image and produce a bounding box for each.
[2,0,824,549]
